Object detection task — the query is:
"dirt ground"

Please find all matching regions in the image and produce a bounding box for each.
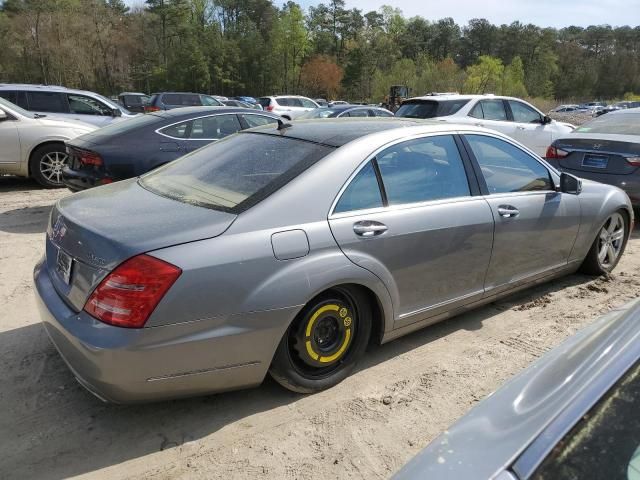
[1,176,640,480]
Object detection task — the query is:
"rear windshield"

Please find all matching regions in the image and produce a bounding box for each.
[396,99,470,118]
[73,114,160,140]
[140,133,334,213]
[162,94,202,106]
[258,97,271,108]
[575,113,640,135]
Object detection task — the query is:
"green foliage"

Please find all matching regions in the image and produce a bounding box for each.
[0,0,638,101]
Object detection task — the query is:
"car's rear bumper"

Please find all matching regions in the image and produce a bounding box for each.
[549,164,640,206]
[34,258,296,403]
[61,166,112,192]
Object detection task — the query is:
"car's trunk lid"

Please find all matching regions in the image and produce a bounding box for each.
[46,179,237,311]
[556,134,640,175]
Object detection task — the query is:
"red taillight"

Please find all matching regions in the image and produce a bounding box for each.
[545,145,569,159]
[84,254,181,328]
[265,105,274,111]
[626,156,640,167]
[79,150,103,166]
[144,105,161,113]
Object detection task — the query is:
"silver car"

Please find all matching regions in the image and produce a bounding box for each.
[0,97,96,187]
[34,119,633,403]
[393,297,640,480]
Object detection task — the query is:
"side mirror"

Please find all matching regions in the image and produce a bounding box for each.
[0,109,7,120]
[542,115,552,125]
[112,108,122,117]
[559,172,582,195]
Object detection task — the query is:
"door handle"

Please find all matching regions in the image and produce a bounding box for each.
[497,205,520,218]
[474,123,485,127]
[516,126,526,130]
[353,221,388,237]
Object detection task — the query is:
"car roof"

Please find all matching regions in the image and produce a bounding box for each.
[153,106,278,119]
[0,83,105,97]
[242,118,450,147]
[119,92,147,96]
[393,298,640,480]
[406,94,523,102]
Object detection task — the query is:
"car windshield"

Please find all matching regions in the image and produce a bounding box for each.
[299,108,335,119]
[0,96,36,118]
[140,132,334,213]
[575,112,640,136]
[396,99,469,118]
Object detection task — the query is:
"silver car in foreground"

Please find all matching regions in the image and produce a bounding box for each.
[34,119,633,403]
[394,298,640,480]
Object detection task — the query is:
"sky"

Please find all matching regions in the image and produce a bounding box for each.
[298,0,640,28]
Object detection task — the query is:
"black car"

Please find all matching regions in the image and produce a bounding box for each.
[118,92,150,113]
[62,107,280,191]
[297,105,394,119]
[144,92,224,112]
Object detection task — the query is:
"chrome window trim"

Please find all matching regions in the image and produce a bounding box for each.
[328,132,475,218]
[155,112,242,141]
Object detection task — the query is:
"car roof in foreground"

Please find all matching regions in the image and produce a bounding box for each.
[393,298,640,480]
[243,118,430,147]
[154,106,275,119]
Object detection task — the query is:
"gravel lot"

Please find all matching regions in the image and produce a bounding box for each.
[1,176,640,480]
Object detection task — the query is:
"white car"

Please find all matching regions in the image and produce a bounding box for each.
[0,97,96,187]
[257,95,319,119]
[0,84,138,127]
[395,94,575,157]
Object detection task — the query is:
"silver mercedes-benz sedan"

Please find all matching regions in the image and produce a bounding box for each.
[34,119,633,403]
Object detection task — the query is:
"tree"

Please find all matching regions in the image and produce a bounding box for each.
[463,55,504,94]
[300,54,343,98]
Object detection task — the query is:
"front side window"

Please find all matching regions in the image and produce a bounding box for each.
[189,115,241,140]
[26,91,69,113]
[140,133,334,212]
[68,94,112,116]
[531,360,640,480]
[300,98,318,108]
[509,100,542,124]
[334,162,383,213]
[201,95,223,106]
[373,109,394,117]
[377,135,471,205]
[465,134,552,193]
[344,109,369,117]
[241,114,278,128]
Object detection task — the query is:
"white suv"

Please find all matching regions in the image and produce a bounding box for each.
[395,94,575,157]
[258,95,319,119]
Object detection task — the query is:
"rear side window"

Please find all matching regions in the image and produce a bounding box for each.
[140,133,334,213]
[159,120,191,139]
[466,134,552,193]
[377,135,471,205]
[241,114,278,128]
[470,100,508,121]
[0,91,17,104]
[189,114,241,139]
[26,92,69,113]
[162,94,201,106]
[344,109,369,117]
[334,162,383,213]
[396,99,469,118]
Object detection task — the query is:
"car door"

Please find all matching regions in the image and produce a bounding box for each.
[0,110,20,170]
[507,100,552,156]
[468,99,518,139]
[66,93,117,127]
[329,134,494,328]
[462,133,580,294]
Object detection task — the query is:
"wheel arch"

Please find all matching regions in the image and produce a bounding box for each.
[27,140,68,176]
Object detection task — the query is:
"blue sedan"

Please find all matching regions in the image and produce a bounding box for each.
[61,107,280,191]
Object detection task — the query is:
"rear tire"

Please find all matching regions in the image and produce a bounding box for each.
[269,286,372,394]
[29,143,69,188]
[579,210,629,275]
